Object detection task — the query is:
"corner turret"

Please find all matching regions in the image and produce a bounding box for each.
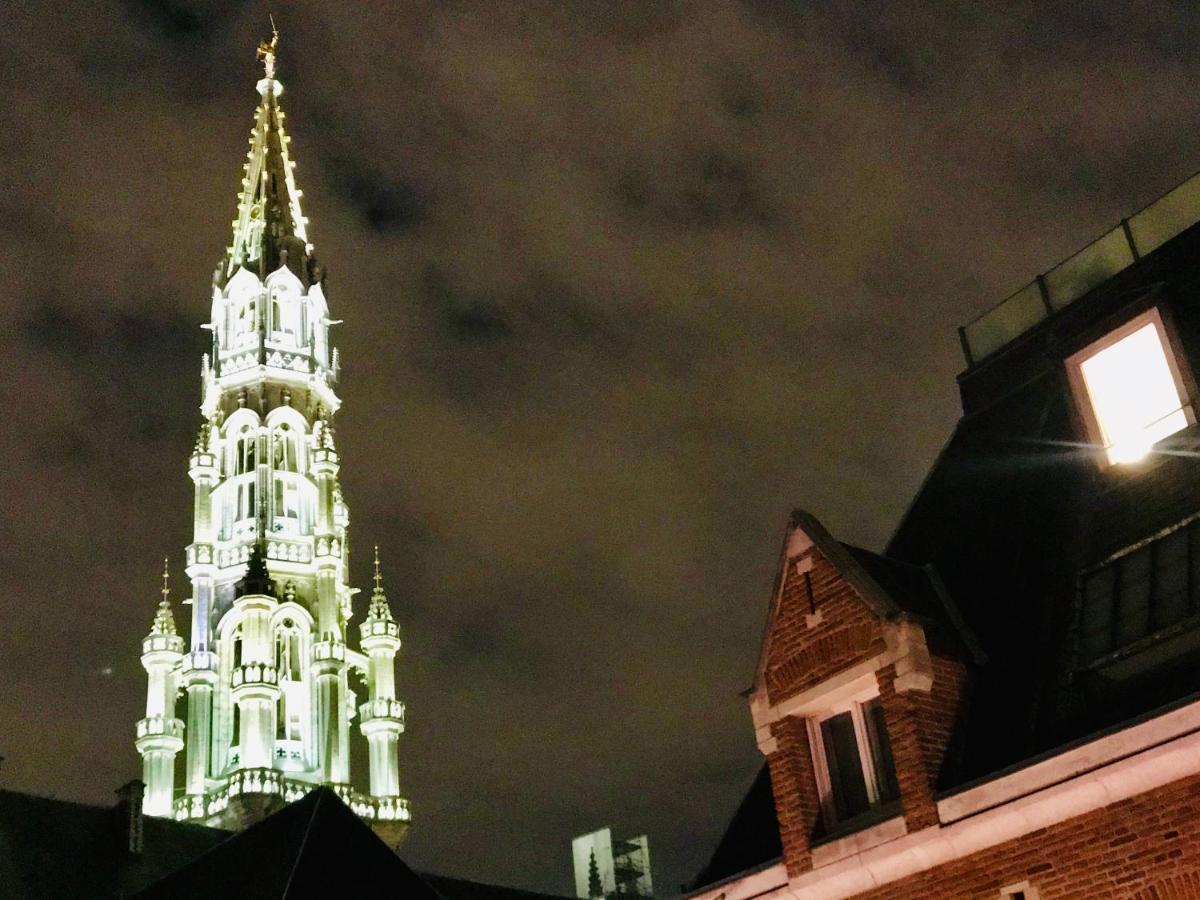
[359,548,406,839]
[136,560,185,817]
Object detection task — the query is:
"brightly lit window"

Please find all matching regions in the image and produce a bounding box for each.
[1067,309,1192,465]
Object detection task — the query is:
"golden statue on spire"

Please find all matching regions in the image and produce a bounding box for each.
[257,17,279,81]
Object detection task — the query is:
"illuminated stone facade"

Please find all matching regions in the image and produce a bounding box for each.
[135,36,408,843]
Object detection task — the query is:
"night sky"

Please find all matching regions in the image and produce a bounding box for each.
[4,1,1200,894]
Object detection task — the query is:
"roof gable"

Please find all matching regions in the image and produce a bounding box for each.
[753,510,982,705]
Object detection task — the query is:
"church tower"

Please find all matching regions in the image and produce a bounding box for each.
[135,33,409,843]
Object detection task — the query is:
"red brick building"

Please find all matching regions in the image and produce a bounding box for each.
[686,173,1200,899]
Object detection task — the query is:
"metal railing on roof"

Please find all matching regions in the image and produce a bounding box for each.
[960,170,1200,366]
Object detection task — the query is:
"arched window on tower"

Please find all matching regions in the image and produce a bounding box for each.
[270,285,300,344]
[273,476,300,534]
[236,293,257,338]
[234,427,257,475]
[230,705,241,766]
[275,622,303,682]
[272,423,299,473]
[275,620,304,743]
[237,481,256,525]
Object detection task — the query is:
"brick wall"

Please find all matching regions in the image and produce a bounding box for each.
[758,542,974,874]
[763,550,885,706]
[764,716,822,877]
[850,770,1200,899]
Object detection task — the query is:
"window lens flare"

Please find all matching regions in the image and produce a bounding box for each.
[1079,322,1187,464]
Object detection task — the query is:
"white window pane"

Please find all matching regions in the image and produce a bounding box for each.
[1078,323,1186,462]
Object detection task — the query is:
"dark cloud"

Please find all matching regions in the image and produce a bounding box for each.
[5,0,1200,895]
[122,0,234,42]
[327,155,427,235]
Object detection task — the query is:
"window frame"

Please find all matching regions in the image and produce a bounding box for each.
[806,684,900,830]
[999,881,1041,900]
[1077,513,1200,668]
[1065,306,1195,467]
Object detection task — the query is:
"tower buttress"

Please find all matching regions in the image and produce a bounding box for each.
[360,548,405,799]
[136,562,185,817]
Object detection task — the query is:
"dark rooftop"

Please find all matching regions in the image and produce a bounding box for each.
[687,766,781,893]
[691,176,1200,894]
[0,786,573,900]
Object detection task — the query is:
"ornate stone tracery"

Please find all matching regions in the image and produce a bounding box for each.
[136,34,408,844]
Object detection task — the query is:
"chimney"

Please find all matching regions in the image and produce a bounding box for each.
[114,780,146,856]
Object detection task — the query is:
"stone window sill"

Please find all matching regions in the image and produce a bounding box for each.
[810,808,907,869]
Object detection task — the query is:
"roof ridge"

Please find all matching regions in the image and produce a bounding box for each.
[281,789,325,899]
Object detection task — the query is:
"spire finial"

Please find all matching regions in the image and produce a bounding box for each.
[257,21,279,82]
[150,558,179,637]
[367,545,395,623]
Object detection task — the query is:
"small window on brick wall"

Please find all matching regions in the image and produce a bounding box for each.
[809,696,899,829]
[1000,881,1040,900]
[1079,518,1200,664]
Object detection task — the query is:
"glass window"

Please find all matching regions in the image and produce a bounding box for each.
[271,287,300,341]
[863,698,900,804]
[814,697,901,830]
[234,427,257,475]
[237,481,256,522]
[1079,519,1200,663]
[1081,566,1116,660]
[272,424,300,473]
[1067,310,1191,465]
[820,712,870,821]
[1115,548,1152,648]
[273,476,300,533]
[1154,527,1189,630]
[237,296,257,336]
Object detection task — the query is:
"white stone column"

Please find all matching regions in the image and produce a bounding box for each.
[137,591,185,818]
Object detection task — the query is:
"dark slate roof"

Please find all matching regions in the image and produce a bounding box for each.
[886,215,1200,783]
[780,509,985,665]
[133,787,438,899]
[841,543,986,664]
[687,765,781,894]
[0,788,228,899]
[0,785,574,900]
[690,187,1200,896]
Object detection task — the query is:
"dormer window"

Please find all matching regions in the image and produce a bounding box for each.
[809,695,900,829]
[1066,308,1192,465]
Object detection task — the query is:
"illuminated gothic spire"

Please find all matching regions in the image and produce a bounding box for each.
[150,558,178,637]
[222,26,311,285]
[140,31,408,842]
[138,559,185,817]
[367,546,395,623]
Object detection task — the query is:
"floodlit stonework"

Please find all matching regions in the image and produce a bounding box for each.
[135,34,408,844]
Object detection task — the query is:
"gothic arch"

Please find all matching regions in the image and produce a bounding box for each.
[264,405,307,431]
[266,265,304,343]
[223,265,263,301]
